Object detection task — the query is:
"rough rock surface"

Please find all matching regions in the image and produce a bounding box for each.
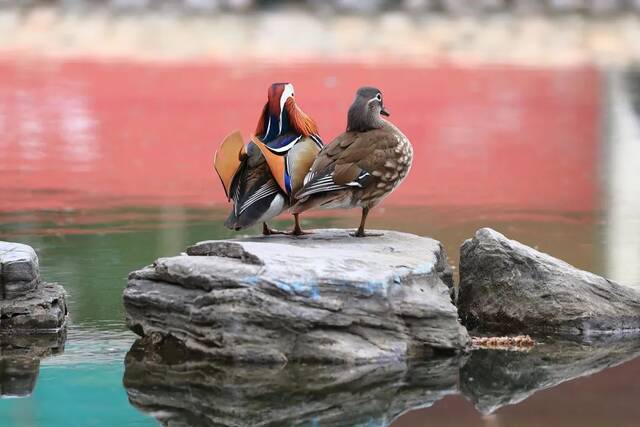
[123,229,469,364]
[461,337,640,414]
[1,241,39,298]
[123,338,461,427]
[0,241,68,333]
[458,228,640,337]
[1,282,68,333]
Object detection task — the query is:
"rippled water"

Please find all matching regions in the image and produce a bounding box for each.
[1,60,640,426]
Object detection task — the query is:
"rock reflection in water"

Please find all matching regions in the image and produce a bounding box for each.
[460,337,640,415]
[124,336,640,425]
[123,339,461,427]
[0,332,65,398]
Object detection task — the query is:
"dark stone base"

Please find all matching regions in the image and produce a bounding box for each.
[0,282,68,333]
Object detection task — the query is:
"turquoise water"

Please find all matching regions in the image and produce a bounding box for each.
[2,363,151,427]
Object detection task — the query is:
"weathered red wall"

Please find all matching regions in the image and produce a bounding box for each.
[0,60,600,212]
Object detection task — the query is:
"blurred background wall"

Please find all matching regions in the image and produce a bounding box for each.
[0,0,639,65]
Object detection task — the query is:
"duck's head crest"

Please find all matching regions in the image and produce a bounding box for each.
[254,83,318,142]
[347,86,390,133]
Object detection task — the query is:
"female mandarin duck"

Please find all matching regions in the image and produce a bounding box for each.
[214,83,323,235]
[291,87,412,237]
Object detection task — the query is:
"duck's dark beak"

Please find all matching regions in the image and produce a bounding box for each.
[381,107,390,117]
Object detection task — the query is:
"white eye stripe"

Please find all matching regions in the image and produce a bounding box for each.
[279,83,295,133]
[368,93,383,103]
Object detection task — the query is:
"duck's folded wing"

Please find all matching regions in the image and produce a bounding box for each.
[297,130,397,199]
[235,177,282,217]
[286,136,323,196]
[213,131,246,200]
[229,153,283,217]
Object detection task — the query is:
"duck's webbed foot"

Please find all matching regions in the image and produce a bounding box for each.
[350,207,383,237]
[262,223,286,236]
[290,228,313,236]
[289,214,313,236]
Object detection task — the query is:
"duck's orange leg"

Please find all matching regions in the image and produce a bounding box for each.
[289,214,312,236]
[352,208,382,237]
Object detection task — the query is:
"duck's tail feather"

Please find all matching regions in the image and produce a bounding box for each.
[226,189,287,230]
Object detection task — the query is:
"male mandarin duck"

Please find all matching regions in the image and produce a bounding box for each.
[214,83,323,235]
[291,87,413,237]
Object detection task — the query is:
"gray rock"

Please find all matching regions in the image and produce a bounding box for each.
[1,241,39,299]
[186,241,263,265]
[123,337,461,426]
[0,241,68,333]
[0,282,68,333]
[458,228,640,337]
[123,229,468,364]
[461,337,640,414]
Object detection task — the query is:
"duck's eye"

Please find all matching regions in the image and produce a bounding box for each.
[376,93,382,101]
[292,93,295,97]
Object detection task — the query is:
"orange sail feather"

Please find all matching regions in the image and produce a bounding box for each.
[250,136,287,194]
[213,131,246,200]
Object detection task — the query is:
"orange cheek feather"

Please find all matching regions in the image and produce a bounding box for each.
[285,98,318,137]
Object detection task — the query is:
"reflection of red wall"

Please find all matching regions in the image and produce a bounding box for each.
[0,61,599,212]
[394,356,640,427]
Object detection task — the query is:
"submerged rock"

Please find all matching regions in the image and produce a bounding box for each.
[0,241,68,334]
[457,228,640,337]
[123,337,461,426]
[460,337,640,414]
[123,229,468,364]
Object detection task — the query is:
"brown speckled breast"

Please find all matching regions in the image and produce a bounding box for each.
[360,126,413,208]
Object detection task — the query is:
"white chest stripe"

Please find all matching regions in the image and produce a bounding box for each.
[269,135,301,153]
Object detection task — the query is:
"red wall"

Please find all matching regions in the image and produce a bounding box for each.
[0,60,600,212]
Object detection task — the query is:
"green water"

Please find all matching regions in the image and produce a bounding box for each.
[1,206,639,427]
